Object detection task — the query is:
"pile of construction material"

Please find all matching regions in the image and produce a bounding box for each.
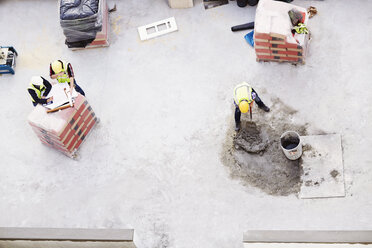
[254,0,310,64]
[59,0,109,49]
[28,95,98,158]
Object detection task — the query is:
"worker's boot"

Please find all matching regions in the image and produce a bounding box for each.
[235,122,241,131]
[260,104,270,112]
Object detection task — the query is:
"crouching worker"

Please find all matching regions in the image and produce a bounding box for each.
[50,60,85,96]
[233,82,270,131]
[28,76,53,107]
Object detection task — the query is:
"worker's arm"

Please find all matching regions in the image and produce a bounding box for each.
[49,64,58,79]
[69,76,74,90]
[67,63,75,90]
[28,89,49,105]
[41,77,52,97]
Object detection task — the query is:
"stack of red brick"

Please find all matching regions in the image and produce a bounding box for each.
[28,95,98,158]
[255,32,305,64]
[254,0,310,64]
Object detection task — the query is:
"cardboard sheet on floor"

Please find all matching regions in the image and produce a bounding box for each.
[299,134,345,199]
[45,83,78,110]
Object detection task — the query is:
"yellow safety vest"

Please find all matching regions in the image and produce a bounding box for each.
[56,61,71,84]
[28,83,45,103]
[234,82,253,106]
[294,23,309,34]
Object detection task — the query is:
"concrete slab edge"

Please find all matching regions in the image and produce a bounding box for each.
[0,228,134,241]
[243,230,372,243]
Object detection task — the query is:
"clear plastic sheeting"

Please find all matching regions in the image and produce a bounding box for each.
[59,0,103,48]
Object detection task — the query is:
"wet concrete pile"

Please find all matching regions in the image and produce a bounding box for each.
[234,122,268,153]
[222,98,321,196]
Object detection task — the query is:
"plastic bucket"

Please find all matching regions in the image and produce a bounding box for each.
[280,131,302,160]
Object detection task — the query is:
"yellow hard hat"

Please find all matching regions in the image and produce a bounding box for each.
[51,60,63,74]
[239,101,249,113]
[30,76,43,86]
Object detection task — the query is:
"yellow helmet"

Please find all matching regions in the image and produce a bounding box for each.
[239,101,249,113]
[51,60,64,74]
[30,76,43,86]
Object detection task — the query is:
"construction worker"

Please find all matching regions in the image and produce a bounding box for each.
[28,76,53,107]
[50,60,85,96]
[233,82,270,131]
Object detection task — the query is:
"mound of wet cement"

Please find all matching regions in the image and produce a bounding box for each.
[221,98,317,196]
[234,122,268,153]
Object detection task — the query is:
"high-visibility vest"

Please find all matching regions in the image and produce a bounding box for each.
[28,83,45,102]
[56,61,70,84]
[234,82,253,106]
[294,23,309,34]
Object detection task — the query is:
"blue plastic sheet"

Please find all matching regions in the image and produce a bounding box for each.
[244,31,254,47]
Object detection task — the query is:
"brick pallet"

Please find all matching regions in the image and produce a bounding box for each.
[71,0,109,51]
[254,0,310,64]
[28,95,98,159]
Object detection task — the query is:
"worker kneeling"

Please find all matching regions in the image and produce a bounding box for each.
[28,76,53,107]
[233,82,270,131]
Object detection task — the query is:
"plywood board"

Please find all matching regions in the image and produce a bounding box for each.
[299,134,345,199]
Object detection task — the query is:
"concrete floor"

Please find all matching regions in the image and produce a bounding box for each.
[1,0,372,247]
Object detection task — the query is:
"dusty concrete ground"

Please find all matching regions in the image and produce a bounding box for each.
[1,0,372,248]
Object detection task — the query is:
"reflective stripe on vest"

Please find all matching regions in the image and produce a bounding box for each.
[28,84,45,102]
[294,23,308,34]
[234,82,253,106]
[56,61,70,84]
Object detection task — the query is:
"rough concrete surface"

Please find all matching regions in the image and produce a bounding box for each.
[299,134,345,199]
[1,0,372,248]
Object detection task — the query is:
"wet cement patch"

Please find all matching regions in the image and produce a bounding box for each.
[221,98,314,196]
[234,122,269,153]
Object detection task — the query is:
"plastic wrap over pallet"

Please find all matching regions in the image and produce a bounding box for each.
[254,0,310,64]
[28,95,98,158]
[59,0,103,48]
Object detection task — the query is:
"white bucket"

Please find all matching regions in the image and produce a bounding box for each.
[280,131,302,160]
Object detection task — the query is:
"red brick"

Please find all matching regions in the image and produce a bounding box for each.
[277,43,302,49]
[256,52,272,56]
[287,48,303,52]
[80,104,91,121]
[90,39,109,46]
[254,33,271,40]
[279,56,300,61]
[255,42,271,47]
[59,117,75,138]
[255,38,269,43]
[270,32,286,40]
[270,47,286,51]
[269,40,285,45]
[61,128,74,145]
[72,105,85,123]
[270,50,302,56]
[257,55,275,60]
[72,139,84,151]
[255,48,271,54]
[67,134,80,151]
[81,117,97,142]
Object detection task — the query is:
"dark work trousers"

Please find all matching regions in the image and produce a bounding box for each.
[32,86,52,107]
[234,88,265,125]
[74,79,85,96]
